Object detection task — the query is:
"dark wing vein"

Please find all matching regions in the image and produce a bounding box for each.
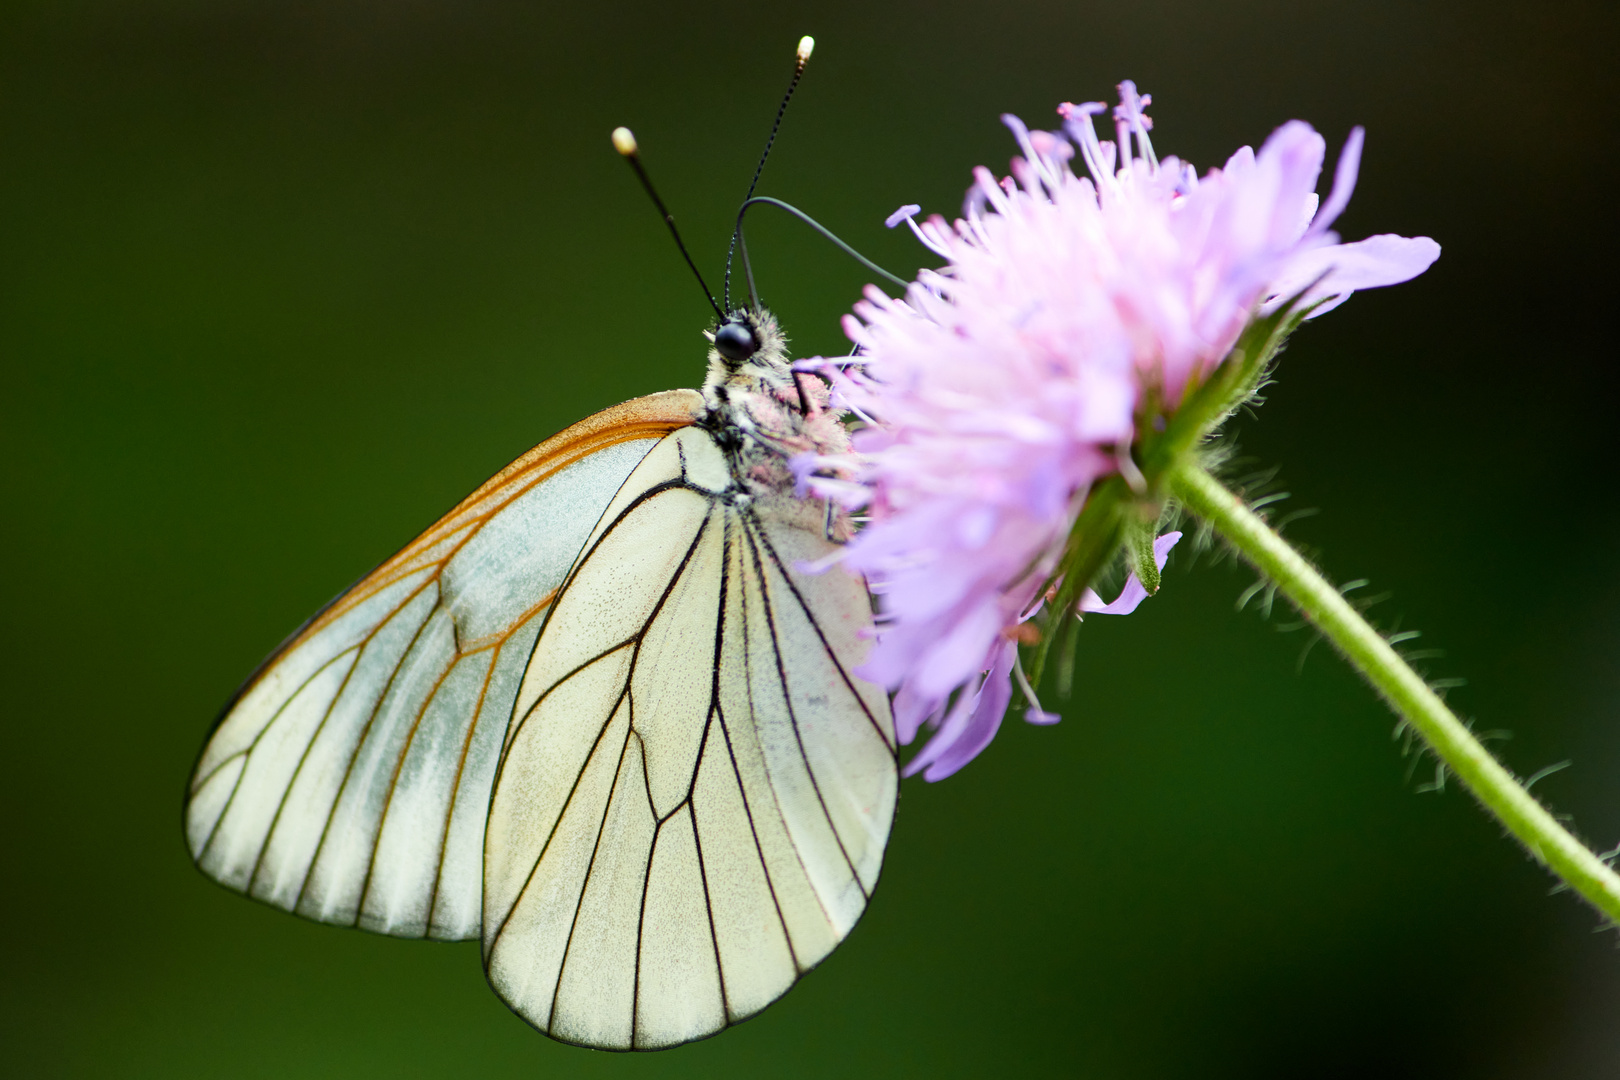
[292,591,446,917]
[195,647,352,861]
[715,516,803,971]
[541,478,690,607]
[495,482,711,759]
[547,505,715,1028]
[687,708,730,1022]
[630,507,736,1045]
[502,637,639,756]
[545,712,636,1033]
[193,642,354,792]
[202,572,440,872]
[354,633,471,919]
[489,498,716,951]
[422,638,504,931]
[631,729,658,1046]
[750,517,894,754]
[740,520,867,900]
[487,672,633,949]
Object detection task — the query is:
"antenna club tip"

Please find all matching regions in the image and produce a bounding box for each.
[796,36,814,62]
[611,127,638,156]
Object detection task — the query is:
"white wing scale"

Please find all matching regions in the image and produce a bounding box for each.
[183,384,896,1049]
[184,391,703,941]
[484,426,897,1050]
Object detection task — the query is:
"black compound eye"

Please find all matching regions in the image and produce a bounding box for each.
[713,320,758,364]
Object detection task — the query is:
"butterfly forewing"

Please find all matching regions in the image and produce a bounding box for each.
[483,426,897,1050]
[184,391,703,941]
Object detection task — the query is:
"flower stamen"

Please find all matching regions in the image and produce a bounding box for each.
[1113,79,1158,173]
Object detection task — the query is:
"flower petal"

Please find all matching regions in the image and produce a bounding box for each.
[1270,233,1442,315]
[1308,126,1364,237]
[906,640,1017,781]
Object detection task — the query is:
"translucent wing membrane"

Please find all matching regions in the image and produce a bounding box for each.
[185,391,704,941]
[483,427,897,1050]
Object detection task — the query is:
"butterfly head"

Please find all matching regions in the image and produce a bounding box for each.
[703,308,793,403]
[712,317,759,366]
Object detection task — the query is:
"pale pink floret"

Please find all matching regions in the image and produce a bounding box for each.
[804,83,1439,780]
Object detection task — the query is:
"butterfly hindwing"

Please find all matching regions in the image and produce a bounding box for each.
[483,426,897,1050]
[184,391,703,941]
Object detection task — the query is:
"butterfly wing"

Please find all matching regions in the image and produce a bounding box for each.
[184,390,703,941]
[482,426,897,1050]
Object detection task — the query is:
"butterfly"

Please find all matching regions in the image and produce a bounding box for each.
[183,298,899,1049]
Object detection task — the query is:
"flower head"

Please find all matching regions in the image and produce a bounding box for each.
[803,83,1439,780]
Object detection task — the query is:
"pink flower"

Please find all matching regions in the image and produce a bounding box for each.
[802,83,1438,779]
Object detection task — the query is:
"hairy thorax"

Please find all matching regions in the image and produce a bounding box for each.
[699,309,856,539]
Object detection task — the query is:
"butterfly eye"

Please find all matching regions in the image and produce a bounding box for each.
[713,320,758,364]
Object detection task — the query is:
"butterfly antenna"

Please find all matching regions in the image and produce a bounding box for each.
[733,195,909,291]
[724,35,813,312]
[612,126,724,320]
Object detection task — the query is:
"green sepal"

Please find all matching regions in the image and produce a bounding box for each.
[1023,474,1128,691]
[1124,513,1162,596]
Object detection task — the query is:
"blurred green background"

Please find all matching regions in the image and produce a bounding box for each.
[4,1,1619,1076]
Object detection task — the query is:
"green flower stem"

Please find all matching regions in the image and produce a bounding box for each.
[1170,458,1620,923]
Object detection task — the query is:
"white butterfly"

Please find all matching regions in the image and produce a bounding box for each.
[184,307,898,1050]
